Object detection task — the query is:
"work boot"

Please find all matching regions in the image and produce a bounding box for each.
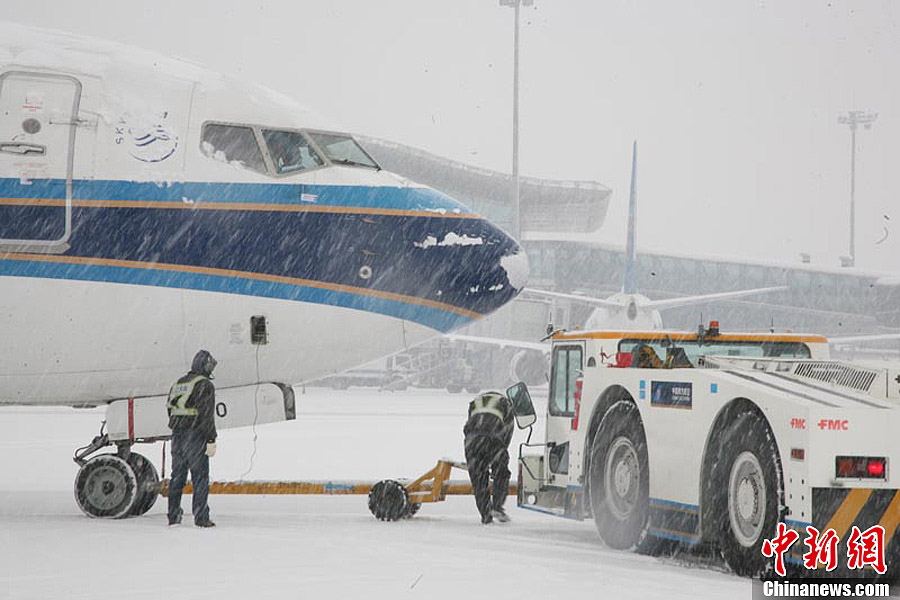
[491,508,510,523]
[195,520,216,528]
[168,509,183,526]
[481,512,493,525]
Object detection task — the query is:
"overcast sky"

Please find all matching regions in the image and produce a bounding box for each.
[6,1,899,274]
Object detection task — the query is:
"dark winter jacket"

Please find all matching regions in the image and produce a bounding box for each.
[464,393,514,446]
[167,371,218,443]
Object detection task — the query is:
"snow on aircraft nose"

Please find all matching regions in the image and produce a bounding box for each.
[398,206,528,332]
[289,183,527,334]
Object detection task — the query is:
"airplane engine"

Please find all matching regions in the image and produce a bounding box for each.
[508,349,548,387]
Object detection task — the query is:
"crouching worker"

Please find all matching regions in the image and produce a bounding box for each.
[464,391,514,524]
[166,350,218,527]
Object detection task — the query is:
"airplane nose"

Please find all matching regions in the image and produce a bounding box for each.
[405,215,528,331]
[464,221,529,312]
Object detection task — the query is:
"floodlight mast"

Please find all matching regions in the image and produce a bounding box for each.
[500,0,533,241]
[837,110,878,267]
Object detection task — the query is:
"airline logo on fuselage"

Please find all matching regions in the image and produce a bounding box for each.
[115,112,179,163]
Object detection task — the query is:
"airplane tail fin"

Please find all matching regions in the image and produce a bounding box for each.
[623,141,638,295]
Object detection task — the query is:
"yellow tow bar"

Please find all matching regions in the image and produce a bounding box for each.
[156,459,517,521]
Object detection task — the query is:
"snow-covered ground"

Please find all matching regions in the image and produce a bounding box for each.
[0,387,750,599]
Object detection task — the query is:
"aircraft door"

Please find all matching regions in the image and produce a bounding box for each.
[0,71,81,253]
[545,343,583,488]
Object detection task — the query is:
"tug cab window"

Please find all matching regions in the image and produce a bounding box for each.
[263,129,324,174]
[549,346,582,416]
[618,338,811,368]
[200,123,266,173]
[307,132,378,169]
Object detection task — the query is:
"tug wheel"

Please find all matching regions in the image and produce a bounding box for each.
[126,452,160,516]
[368,479,410,521]
[714,412,780,577]
[588,401,650,550]
[74,455,138,519]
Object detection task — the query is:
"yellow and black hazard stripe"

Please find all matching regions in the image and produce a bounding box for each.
[785,488,900,576]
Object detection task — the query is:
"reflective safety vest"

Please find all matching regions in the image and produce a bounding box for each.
[167,375,206,417]
[468,393,508,422]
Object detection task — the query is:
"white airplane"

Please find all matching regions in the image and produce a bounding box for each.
[523,141,785,331]
[0,22,527,517]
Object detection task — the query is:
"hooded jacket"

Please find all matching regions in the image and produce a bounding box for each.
[167,351,218,442]
[464,392,514,446]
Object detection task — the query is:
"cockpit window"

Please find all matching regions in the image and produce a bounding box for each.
[200,123,266,173]
[263,129,324,174]
[307,132,379,169]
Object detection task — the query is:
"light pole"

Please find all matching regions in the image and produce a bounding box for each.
[837,110,878,267]
[500,0,533,241]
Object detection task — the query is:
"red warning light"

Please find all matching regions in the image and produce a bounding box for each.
[836,456,887,479]
[867,459,885,477]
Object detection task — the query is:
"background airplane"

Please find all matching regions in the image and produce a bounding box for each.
[523,142,785,331]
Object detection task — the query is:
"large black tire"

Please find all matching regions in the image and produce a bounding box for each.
[74,455,138,519]
[368,480,409,521]
[588,401,650,549]
[714,412,781,577]
[126,452,160,516]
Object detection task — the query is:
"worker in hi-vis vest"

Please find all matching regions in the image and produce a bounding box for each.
[166,350,218,527]
[464,391,514,524]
